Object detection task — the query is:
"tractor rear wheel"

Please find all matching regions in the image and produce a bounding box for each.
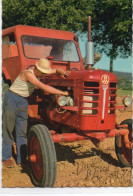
[115,119,132,167]
[28,124,57,187]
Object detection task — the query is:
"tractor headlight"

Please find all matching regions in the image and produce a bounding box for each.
[123,96,132,106]
[56,96,74,107]
[57,96,68,106]
[67,96,74,106]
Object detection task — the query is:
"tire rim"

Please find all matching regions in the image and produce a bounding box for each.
[30,136,43,181]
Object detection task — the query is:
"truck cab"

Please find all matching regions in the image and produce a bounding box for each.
[2,25,84,83]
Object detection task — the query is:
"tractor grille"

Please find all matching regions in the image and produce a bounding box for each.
[81,82,99,115]
[108,83,117,114]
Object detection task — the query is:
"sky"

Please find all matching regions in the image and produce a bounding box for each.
[79,37,132,73]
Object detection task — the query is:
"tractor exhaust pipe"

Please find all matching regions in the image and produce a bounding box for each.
[86,16,94,69]
[88,16,92,42]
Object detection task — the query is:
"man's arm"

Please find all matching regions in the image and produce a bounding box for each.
[51,68,71,78]
[24,71,68,95]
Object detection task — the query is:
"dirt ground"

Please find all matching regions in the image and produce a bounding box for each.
[2,95,132,188]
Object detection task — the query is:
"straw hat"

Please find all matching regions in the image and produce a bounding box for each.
[36,58,52,74]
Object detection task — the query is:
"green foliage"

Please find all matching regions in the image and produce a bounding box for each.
[90,0,132,72]
[2,0,93,31]
[117,89,132,96]
[117,79,132,90]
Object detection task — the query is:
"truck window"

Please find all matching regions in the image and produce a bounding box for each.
[2,34,19,59]
[21,35,79,62]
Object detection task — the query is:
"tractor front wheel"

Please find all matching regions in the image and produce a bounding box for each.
[115,119,132,167]
[28,124,57,187]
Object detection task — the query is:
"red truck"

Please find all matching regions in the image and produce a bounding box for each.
[2,17,132,187]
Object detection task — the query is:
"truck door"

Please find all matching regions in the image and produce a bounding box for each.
[2,33,21,83]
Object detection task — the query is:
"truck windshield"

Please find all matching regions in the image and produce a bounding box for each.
[22,35,79,62]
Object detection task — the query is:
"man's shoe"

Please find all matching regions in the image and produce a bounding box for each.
[2,160,14,168]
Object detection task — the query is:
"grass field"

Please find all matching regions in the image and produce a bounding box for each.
[117,89,132,96]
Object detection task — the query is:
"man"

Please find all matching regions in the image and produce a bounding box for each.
[2,58,70,168]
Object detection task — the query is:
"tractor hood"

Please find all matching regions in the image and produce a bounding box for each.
[69,69,117,83]
[44,69,117,85]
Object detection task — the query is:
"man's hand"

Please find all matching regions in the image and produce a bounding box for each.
[63,91,69,96]
[56,68,71,78]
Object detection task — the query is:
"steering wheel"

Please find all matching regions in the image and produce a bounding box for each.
[70,68,78,71]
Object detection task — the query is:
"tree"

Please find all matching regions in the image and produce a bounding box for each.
[90,0,132,72]
[2,0,93,32]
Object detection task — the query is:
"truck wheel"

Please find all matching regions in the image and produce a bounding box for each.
[115,119,132,167]
[28,124,57,187]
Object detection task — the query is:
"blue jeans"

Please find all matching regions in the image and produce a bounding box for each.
[2,91,28,164]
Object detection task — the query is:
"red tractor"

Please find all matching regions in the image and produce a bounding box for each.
[2,17,132,187]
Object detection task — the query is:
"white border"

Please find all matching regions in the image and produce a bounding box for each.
[0,1,133,195]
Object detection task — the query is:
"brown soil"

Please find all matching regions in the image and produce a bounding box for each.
[2,95,132,187]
